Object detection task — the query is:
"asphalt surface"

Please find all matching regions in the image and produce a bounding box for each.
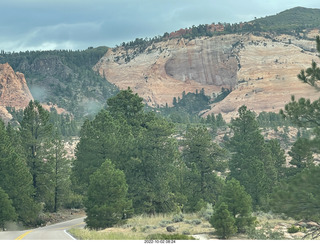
[0,217,85,240]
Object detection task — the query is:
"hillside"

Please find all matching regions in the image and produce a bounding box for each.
[0,47,118,118]
[1,7,320,122]
[251,7,320,33]
[94,28,320,121]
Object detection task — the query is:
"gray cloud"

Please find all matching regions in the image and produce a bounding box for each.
[1,0,320,52]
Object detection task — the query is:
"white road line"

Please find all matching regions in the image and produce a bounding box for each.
[64,230,77,240]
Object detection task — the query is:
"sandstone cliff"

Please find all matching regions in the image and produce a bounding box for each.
[94,30,320,121]
[0,63,33,122]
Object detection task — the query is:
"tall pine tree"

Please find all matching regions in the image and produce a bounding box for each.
[227,106,279,207]
[20,100,54,208]
[0,119,40,225]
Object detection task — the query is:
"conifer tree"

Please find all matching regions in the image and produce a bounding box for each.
[20,100,54,204]
[0,187,17,231]
[85,160,132,229]
[48,133,71,212]
[0,120,40,225]
[182,126,227,211]
[210,202,237,239]
[227,106,279,206]
[218,178,256,233]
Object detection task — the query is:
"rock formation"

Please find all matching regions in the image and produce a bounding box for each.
[0,63,34,122]
[94,30,320,121]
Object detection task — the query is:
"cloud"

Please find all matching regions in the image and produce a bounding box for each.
[1,0,320,51]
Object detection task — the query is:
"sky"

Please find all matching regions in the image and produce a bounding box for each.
[1,0,320,52]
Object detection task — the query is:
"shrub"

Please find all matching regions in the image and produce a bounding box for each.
[287,225,300,233]
[198,203,214,221]
[159,220,172,227]
[172,213,184,223]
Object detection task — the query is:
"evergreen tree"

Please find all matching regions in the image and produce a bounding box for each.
[270,165,320,221]
[85,160,132,229]
[298,36,320,88]
[71,110,133,195]
[210,202,237,239]
[48,133,72,212]
[129,115,179,214]
[288,137,313,176]
[218,178,256,233]
[0,187,17,231]
[227,106,278,206]
[0,120,40,225]
[20,100,54,205]
[182,126,227,211]
[107,87,144,127]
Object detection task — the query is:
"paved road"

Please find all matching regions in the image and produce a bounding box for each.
[0,217,85,240]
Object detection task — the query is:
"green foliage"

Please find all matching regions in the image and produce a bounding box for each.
[172,213,184,223]
[257,111,291,128]
[252,7,320,33]
[227,106,283,206]
[198,203,214,221]
[107,87,144,125]
[146,233,195,240]
[0,187,17,230]
[210,202,237,239]
[298,36,320,88]
[73,90,180,214]
[85,160,132,230]
[182,125,227,211]
[20,101,54,207]
[270,165,320,222]
[218,178,256,233]
[71,110,131,194]
[287,225,300,233]
[245,225,285,240]
[48,134,72,212]
[0,119,40,225]
[288,138,313,176]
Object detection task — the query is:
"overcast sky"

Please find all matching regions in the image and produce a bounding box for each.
[1,0,320,52]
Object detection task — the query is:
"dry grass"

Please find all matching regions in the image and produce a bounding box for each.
[69,211,298,240]
[69,212,214,240]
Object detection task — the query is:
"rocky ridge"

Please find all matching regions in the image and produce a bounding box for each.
[0,63,34,122]
[94,30,320,121]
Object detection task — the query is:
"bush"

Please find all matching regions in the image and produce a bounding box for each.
[198,203,214,221]
[146,234,195,240]
[172,213,184,223]
[159,220,172,227]
[287,225,300,233]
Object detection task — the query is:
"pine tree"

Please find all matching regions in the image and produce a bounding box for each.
[0,119,40,225]
[85,160,132,229]
[182,126,227,211]
[270,165,320,221]
[288,137,313,176]
[218,178,256,233]
[210,202,237,239]
[20,100,54,204]
[48,133,71,212]
[71,110,133,195]
[227,106,278,206]
[0,187,17,231]
[129,115,179,214]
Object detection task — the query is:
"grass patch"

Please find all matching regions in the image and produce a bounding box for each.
[68,228,145,240]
